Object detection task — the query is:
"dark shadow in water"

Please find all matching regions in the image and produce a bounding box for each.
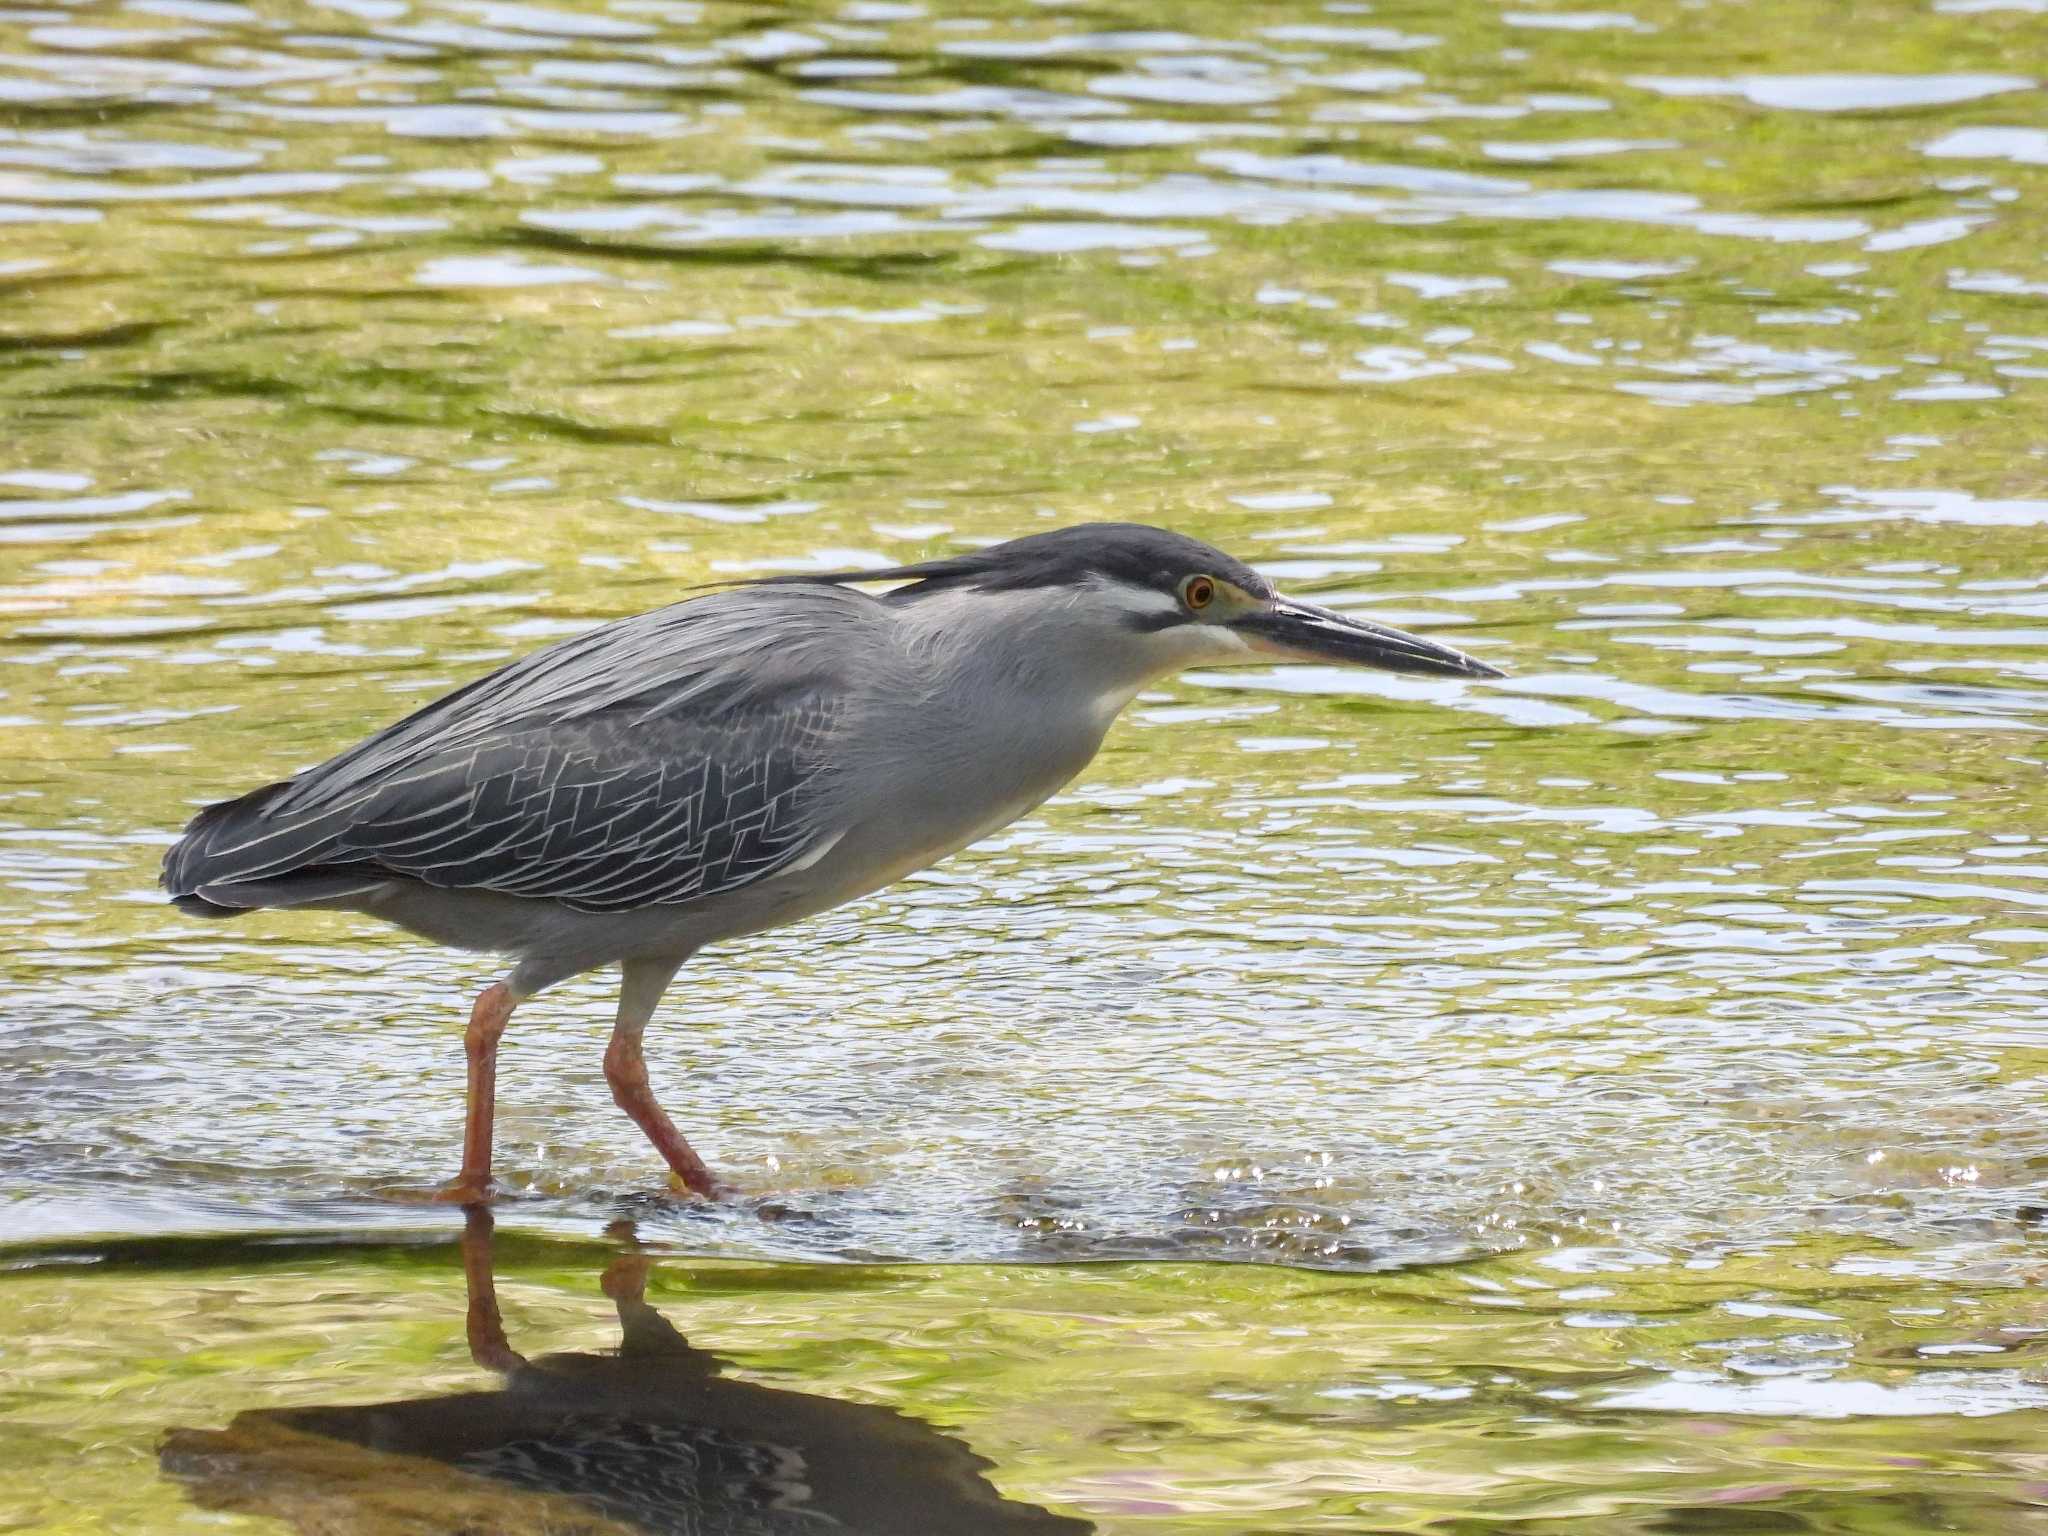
[160,1208,1091,1536]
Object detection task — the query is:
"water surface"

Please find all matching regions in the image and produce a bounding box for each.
[2,0,2046,1528]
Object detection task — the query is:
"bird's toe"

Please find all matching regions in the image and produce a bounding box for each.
[665,1167,727,1201]
[426,1174,497,1206]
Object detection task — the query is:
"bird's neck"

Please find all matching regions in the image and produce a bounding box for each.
[893,586,1167,733]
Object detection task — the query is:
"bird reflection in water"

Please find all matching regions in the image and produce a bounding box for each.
[161,1209,1091,1535]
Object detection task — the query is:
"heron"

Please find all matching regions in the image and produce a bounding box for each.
[163,522,1502,1203]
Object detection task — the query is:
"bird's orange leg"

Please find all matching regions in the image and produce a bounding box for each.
[604,1027,721,1198]
[435,981,516,1203]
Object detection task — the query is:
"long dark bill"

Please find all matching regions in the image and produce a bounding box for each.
[1233,597,1505,679]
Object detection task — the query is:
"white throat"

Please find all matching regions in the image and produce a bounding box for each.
[894,581,1252,732]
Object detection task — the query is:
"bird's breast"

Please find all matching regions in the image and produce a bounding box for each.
[795,697,1105,910]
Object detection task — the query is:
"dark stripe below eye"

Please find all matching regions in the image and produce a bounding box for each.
[1120,610,1187,633]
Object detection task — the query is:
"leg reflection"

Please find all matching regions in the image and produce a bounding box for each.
[461,1205,524,1374]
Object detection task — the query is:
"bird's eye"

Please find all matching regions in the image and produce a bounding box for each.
[1182,575,1216,611]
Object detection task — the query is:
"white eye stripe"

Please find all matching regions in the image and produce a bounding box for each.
[1086,576,1182,617]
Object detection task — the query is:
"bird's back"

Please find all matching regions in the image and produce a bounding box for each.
[162,583,885,921]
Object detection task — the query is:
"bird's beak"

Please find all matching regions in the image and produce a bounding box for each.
[1232,596,1505,680]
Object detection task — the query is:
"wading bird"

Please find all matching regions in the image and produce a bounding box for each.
[163,523,1500,1201]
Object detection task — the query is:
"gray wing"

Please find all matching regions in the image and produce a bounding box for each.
[163,585,868,914]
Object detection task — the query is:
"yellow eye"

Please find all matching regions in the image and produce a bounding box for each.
[1182,575,1216,611]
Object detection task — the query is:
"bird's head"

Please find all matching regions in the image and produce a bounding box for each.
[759,522,1503,686]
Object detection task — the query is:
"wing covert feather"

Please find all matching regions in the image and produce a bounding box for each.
[165,585,871,913]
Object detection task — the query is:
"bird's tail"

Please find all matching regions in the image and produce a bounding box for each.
[162,782,381,916]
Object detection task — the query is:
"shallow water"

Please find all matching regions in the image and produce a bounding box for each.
[2,0,2046,1528]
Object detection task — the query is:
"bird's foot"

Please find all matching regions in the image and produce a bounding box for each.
[666,1167,726,1201]
[427,1174,497,1206]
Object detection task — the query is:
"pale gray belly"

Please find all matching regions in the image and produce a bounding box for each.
[703,707,1107,941]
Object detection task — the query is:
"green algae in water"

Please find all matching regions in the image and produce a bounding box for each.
[4,1228,2048,1532]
